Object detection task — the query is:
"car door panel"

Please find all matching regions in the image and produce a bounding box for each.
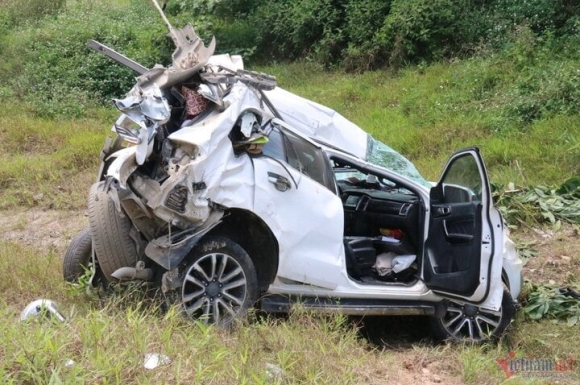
[252,156,345,289]
[423,148,502,307]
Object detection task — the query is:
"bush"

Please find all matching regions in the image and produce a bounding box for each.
[0,0,65,27]
[1,0,177,118]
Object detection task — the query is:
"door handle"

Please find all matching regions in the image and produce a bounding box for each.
[435,205,452,217]
[268,172,291,192]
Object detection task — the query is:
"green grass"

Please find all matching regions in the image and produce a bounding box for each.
[1,241,579,384]
[1,48,578,210]
[0,106,113,210]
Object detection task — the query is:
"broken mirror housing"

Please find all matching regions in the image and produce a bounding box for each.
[20,299,66,323]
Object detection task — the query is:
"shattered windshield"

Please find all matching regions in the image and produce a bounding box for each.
[366,137,431,188]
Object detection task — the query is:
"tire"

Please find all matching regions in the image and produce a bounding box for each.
[430,288,516,342]
[87,182,138,281]
[181,236,258,326]
[63,227,92,282]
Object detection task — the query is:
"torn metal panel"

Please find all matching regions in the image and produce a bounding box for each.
[145,211,223,270]
[151,0,215,70]
[86,39,148,75]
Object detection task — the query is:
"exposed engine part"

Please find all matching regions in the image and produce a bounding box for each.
[165,185,188,213]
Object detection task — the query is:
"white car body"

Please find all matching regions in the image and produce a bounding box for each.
[83,23,523,339]
[106,55,522,313]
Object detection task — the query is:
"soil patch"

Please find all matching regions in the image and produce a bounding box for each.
[0,209,87,254]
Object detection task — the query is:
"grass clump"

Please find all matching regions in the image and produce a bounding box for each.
[0,110,109,210]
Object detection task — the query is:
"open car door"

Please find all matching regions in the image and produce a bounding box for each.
[423,148,503,308]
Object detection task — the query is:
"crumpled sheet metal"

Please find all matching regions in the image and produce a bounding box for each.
[167,82,273,212]
[265,87,368,159]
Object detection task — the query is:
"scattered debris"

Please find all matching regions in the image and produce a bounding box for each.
[20,299,66,323]
[143,353,171,370]
[495,177,580,228]
[64,359,75,368]
[524,282,580,326]
[265,363,284,379]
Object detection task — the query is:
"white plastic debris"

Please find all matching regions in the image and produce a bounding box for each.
[266,363,284,379]
[143,353,171,369]
[64,359,75,368]
[373,252,396,276]
[20,299,66,323]
[392,254,416,273]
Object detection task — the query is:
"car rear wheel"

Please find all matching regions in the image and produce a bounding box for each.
[181,236,258,326]
[63,227,92,282]
[88,182,139,281]
[430,288,516,342]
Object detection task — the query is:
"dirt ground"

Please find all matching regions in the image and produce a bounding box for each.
[0,209,87,254]
[512,225,580,287]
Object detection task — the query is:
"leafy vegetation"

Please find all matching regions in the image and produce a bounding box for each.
[495,177,580,228]
[186,0,580,70]
[524,281,580,326]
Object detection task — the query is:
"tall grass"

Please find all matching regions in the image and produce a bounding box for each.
[0,103,121,210]
[2,240,579,383]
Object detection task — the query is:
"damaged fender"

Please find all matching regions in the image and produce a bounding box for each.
[145,210,224,270]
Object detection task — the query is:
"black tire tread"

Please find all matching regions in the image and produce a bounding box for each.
[87,182,138,280]
[63,226,92,282]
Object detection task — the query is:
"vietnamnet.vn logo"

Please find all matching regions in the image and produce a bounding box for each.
[496,352,577,379]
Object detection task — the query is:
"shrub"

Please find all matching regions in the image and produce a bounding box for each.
[2,0,176,117]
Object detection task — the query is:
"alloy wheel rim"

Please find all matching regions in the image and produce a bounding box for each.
[182,252,248,324]
[440,301,503,340]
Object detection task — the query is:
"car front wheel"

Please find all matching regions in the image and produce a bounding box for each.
[87,182,139,281]
[430,288,516,342]
[181,236,258,326]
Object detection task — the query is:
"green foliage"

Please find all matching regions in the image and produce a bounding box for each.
[0,0,65,27]
[1,0,579,117]
[0,0,175,118]
[342,0,392,71]
[524,281,580,326]
[248,0,347,65]
[204,0,580,70]
[376,0,467,67]
[494,178,580,228]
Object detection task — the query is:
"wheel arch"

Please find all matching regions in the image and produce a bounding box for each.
[205,208,279,292]
[501,268,510,290]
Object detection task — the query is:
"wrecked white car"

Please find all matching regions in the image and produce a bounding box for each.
[63,8,523,341]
